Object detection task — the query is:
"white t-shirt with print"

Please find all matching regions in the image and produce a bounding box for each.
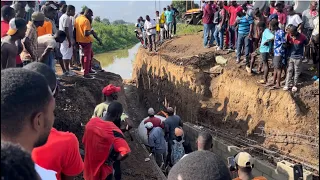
[286,14,303,28]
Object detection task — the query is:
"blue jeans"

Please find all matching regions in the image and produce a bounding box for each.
[203,23,215,47]
[44,52,55,72]
[228,25,237,49]
[214,24,225,49]
[237,33,252,65]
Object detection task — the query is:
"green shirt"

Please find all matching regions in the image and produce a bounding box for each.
[92,102,128,121]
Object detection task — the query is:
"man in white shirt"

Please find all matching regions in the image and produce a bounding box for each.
[144,15,157,52]
[59,5,76,76]
[1,68,57,180]
[286,5,303,32]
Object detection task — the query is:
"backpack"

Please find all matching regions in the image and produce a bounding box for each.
[171,139,185,165]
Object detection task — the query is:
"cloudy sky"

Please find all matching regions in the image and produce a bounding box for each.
[70,1,173,23]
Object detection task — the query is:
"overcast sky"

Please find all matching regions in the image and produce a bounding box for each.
[70,1,173,23]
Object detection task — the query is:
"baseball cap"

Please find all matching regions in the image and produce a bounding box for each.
[145,122,153,129]
[167,107,174,113]
[235,152,254,168]
[174,127,184,137]
[31,12,45,21]
[7,18,27,36]
[268,14,278,21]
[235,6,243,13]
[102,84,121,96]
[148,108,155,116]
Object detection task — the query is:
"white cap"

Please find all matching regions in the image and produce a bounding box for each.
[148,108,155,115]
[235,152,254,168]
[145,122,153,129]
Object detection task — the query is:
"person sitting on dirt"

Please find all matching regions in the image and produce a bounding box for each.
[283,25,308,92]
[24,62,84,180]
[164,107,183,166]
[1,68,57,179]
[83,102,131,180]
[144,108,164,135]
[168,151,232,180]
[232,152,267,180]
[171,127,192,165]
[145,122,167,168]
[1,141,40,180]
[92,84,133,131]
[256,21,274,85]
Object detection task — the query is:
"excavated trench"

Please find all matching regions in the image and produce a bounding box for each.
[132,42,319,179]
[54,34,319,179]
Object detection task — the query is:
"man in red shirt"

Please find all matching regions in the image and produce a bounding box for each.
[227,1,238,51]
[1,5,15,37]
[144,108,164,135]
[83,102,131,180]
[24,62,84,180]
[202,1,214,48]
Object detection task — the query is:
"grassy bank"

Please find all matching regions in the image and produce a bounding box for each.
[92,22,139,54]
[176,24,203,36]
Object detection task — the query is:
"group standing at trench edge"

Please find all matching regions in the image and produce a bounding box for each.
[1,0,103,79]
[201,0,319,92]
[135,4,179,52]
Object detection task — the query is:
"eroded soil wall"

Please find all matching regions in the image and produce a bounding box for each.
[133,48,319,167]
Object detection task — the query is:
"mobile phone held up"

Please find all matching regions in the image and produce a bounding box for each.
[228,156,236,172]
[293,164,303,180]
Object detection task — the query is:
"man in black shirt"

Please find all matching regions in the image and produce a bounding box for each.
[170,4,179,35]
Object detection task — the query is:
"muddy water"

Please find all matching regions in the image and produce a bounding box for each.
[94,43,140,80]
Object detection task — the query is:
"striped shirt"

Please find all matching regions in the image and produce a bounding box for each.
[237,15,254,35]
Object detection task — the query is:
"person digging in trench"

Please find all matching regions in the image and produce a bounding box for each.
[92,84,133,180]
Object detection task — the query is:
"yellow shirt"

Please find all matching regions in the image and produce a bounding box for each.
[74,15,93,43]
[160,12,166,24]
[92,102,128,121]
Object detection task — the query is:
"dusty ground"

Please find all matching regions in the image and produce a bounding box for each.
[54,66,164,180]
[134,33,319,171]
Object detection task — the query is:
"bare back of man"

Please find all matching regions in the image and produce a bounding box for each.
[1,36,18,69]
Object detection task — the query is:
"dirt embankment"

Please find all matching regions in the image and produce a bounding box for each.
[133,33,319,167]
[54,67,163,180]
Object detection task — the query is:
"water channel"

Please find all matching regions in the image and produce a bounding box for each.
[94,43,140,80]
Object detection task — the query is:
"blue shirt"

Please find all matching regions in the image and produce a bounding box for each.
[165,10,174,23]
[148,127,166,153]
[260,29,274,53]
[237,15,254,35]
[274,29,286,57]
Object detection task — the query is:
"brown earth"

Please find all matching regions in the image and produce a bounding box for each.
[54,66,164,180]
[133,33,319,171]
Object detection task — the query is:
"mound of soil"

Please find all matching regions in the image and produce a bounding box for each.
[54,67,164,180]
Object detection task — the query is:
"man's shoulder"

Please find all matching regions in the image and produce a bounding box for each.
[51,128,78,143]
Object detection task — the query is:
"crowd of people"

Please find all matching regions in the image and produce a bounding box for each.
[1,1,102,79]
[201,0,319,91]
[135,4,179,52]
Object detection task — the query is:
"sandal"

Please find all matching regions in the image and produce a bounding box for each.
[292,86,298,92]
[257,80,266,84]
[283,86,289,91]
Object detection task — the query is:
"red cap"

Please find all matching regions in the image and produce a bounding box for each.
[102,84,121,96]
[236,6,243,13]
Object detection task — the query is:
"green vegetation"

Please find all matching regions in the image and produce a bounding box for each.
[176,24,203,35]
[91,22,139,54]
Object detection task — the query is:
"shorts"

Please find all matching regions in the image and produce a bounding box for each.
[273,56,283,69]
[60,40,73,60]
[261,53,269,63]
[54,43,63,60]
